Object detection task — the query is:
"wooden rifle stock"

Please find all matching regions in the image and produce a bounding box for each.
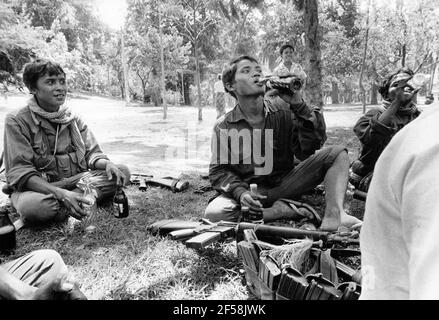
[148,219,359,249]
[132,173,189,192]
[237,222,359,246]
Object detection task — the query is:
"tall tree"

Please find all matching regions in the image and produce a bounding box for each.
[359,0,371,113]
[172,0,220,121]
[294,0,324,107]
[125,0,191,106]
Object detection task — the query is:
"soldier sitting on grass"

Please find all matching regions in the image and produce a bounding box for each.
[204,55,361,231]
[2,59,130,226]
[350,68,421,192]
[0,249,86,300]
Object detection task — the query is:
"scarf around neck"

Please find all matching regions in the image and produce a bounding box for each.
[28,97,87,170]
[382,99,419,116]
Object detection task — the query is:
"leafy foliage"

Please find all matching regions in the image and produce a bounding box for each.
[0,0,438,106]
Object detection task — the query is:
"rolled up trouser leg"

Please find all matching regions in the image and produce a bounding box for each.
[1,249,68,287]
[264,146,347,206]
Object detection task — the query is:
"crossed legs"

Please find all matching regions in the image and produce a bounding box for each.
[11,164,130,225]
[205,146,362,230]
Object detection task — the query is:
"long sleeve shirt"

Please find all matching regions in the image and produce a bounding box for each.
[360,108,439,299]
[353,105,420,175]
[208,99,326,201]
[4,103,109,191]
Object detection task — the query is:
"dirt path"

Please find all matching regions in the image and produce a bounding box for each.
[1,93,437,177]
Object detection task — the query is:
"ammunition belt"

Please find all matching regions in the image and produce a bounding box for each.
[238,240,361,300]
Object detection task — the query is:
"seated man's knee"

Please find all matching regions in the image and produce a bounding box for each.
[13,192,62,224]
[29,249,68,286]
[204,196,240,222]
[329,146,349,167]
[204,204,223,222]
[34,249,67,274]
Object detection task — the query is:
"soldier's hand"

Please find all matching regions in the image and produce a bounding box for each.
[57,189,91,220]
[277,89,303,106]
[106,162,126,186]
[30,274,87,300]
[389,77,420,105]
[240,191,266,213]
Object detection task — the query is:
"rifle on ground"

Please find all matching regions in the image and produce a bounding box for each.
[148,218,360,250]
[131,173,189,192]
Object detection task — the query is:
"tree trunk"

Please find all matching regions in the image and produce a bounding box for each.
[359,0,370,113]
[181,72,184,105]
[211,78,215,107]
[331,81,339,104]
[303,0,323,108]
[429,58,437,94]
[158,4,167,119]
[107,67,111,94]
[370,82,378,105]
[183,74,191,105]
[194,41,203,121]
[121,30,130,106]
[401,44,406,67]
[345,91,352,104]
[233,6,252,56]
[137,72,147,103]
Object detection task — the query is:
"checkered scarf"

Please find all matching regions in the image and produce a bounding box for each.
[382,99,419,116]
[28,97,87,170]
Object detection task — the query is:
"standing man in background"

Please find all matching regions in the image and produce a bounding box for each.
[273,44,307,82]
[214,74,226,119]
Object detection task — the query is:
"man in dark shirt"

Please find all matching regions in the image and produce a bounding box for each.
[204,55,361,231]
[350,68,421,192]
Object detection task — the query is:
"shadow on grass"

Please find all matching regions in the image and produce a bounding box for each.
[1,127,366,300]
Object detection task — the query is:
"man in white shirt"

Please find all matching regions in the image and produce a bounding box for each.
[273,44,307,82]
[360,81,439,299]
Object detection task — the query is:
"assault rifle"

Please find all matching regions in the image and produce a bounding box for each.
[131,173,189,192]
[148,218,360,250]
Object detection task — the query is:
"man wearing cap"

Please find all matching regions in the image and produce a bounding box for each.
[350,68,421,192]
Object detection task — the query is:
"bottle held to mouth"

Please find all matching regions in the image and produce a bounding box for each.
[259,76,303,93]
[406,73,429,91]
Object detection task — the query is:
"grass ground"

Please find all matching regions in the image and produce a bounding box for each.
[2,92,420,300]
[1,132,365,300]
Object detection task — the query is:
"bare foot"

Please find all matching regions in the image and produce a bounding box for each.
[320,208,363,231]
[262,200,316,222]
[319,208,341,231]
[340,213,362,229]
[262,200,300,221]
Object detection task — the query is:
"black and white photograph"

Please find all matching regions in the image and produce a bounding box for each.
[0,0,438,306]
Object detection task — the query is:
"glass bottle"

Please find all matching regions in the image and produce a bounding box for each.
[113,186,129,218]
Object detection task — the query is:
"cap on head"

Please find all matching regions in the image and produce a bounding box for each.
[378,67,414,100]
